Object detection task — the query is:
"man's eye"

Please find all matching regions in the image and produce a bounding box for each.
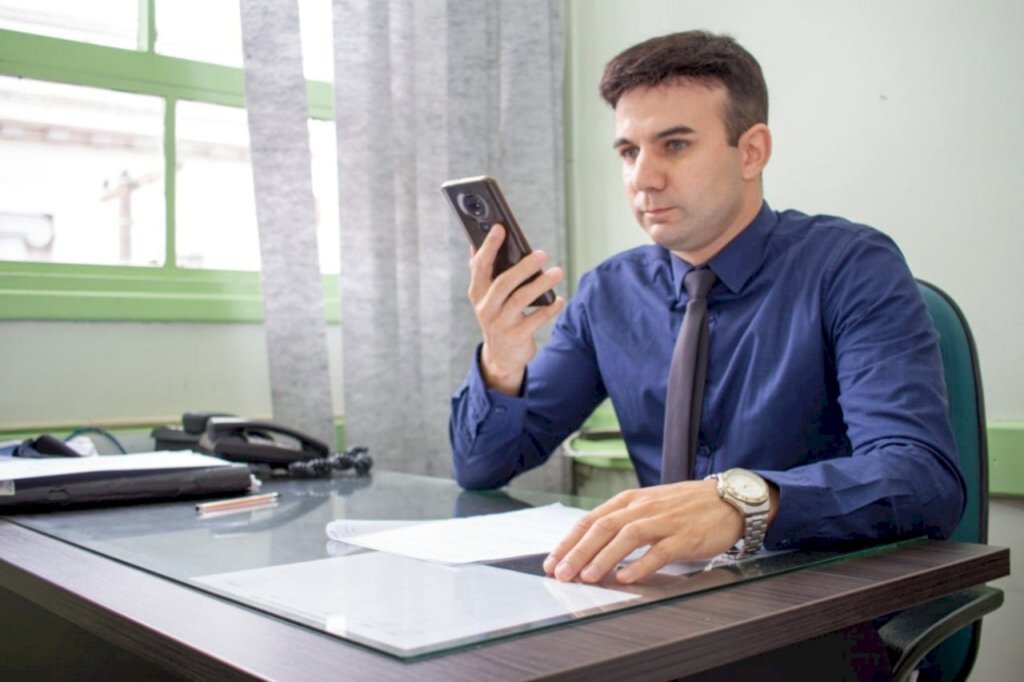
[667,139,688,152]
[619,147,638,161]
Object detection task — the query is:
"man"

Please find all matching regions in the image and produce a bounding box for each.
[449,31,965,586]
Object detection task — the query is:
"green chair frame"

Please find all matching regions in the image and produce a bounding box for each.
[877,280,1004,681]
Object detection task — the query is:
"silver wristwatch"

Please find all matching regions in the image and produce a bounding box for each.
[707,468,771,557]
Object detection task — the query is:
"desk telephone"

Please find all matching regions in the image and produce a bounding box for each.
[152,412,372,477]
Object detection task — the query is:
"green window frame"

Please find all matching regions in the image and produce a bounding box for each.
[0,3,338,323]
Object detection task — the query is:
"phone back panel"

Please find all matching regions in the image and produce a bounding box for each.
[441,176,554,306]
[441,176,530,276]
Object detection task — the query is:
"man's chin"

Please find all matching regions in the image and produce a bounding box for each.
[642,221,685,246]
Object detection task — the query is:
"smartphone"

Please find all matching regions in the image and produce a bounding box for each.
[441,175,556,306]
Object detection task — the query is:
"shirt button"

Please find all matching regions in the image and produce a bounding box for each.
[495,406,507,415]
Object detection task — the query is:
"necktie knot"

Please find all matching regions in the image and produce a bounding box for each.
[684,267,717,301]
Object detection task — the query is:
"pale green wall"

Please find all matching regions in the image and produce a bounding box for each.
[0,323,344,430]
[565,0,1024,424]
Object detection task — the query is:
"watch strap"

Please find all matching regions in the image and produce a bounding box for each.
[727,509,768,557]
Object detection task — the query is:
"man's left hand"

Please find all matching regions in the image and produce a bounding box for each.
[543,479,770,584]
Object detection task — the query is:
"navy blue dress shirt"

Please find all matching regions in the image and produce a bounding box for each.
[449,203,966,549]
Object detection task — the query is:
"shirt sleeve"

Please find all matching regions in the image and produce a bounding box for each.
[760,230,966,549]
[449,282,608,490]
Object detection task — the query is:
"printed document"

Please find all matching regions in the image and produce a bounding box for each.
[331,503,587,564]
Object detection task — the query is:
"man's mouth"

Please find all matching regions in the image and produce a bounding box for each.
[641,206,676,217]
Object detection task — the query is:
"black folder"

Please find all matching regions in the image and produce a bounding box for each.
[0,453,253,511]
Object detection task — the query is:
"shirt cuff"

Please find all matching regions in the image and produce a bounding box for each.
[757,467,854,551]
[753,469,804,551]
[465,343,529,432]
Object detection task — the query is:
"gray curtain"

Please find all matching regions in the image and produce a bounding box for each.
[239,0,336,448]
[333,0,567,490]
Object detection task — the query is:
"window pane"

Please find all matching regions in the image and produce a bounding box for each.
[155,0,243,67]
[0,76,165,266]
[299,0,334,82]
[174,102,340,274]
[155,0,333,81]
[0,0,138,49]
[310,119,339,274]
[175,100,258,270]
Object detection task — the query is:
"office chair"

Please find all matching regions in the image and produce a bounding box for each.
[876,280,1004,682]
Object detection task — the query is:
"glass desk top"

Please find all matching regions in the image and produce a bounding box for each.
[2,470,905,658]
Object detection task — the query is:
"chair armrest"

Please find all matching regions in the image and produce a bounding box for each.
[878,585,1004,681]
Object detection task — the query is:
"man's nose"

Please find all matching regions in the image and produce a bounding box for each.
[629,150,666,193]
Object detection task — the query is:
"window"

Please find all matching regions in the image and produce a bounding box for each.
[155,0,244,67]
[0,0,339,320]
[154,0,333,80]
[0,76,165,266]
[0,0,138,49]
[174,100,257,270]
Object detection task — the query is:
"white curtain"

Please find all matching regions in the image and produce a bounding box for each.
[333,0,567,489]
[239,0,336,448]
[238,0,567,488]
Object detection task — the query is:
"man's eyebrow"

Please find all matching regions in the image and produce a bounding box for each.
[612,125,696,149]
[655,125,695,139]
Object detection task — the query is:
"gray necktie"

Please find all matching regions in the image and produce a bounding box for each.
[661,267,717,483]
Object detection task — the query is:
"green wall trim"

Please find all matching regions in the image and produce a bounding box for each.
[0,262,340,323]
[988,422,1024,498]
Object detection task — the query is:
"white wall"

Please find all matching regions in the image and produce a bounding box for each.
[567,0,1024,421]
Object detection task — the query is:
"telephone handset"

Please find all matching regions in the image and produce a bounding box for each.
[198,417,328,466]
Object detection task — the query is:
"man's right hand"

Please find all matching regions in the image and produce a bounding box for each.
[468,224,566,396]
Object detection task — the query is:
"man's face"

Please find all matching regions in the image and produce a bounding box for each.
[614,80,760,265]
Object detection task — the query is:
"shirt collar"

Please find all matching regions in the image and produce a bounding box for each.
[669,201,777,298]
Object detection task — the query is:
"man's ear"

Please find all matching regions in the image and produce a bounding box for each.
[739,123,772,180]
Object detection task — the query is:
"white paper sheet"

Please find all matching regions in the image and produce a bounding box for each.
[335,503,588,564]
[0,451,237,483]
[325,518,428,543]
[194,552,640,656]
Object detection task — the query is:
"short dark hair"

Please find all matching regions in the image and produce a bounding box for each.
[600,31,768,145]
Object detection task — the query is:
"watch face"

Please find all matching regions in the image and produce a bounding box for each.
[724,469,769,504]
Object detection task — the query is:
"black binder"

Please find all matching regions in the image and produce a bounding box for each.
[0,453,253,511]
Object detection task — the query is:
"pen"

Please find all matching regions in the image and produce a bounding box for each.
[196,492,279,516]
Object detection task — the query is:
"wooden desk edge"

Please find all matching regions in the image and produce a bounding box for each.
[0,520,1010,682]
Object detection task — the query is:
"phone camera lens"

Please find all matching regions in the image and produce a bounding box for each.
[457,193,489,219]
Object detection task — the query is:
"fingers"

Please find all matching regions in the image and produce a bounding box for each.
[543,493,634,581]
[467,224,507,303]
[466,223,564,395]
[615,540,679,584]
[543,480,743,584]
[554,509,655,584]
[484,250,550,315]
[469,224,559,309]
[498,268,564,333]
